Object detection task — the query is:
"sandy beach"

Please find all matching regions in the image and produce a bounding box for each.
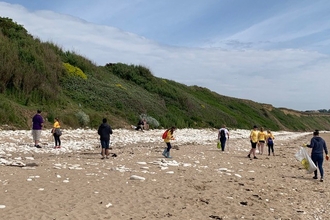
[0,128,329,220]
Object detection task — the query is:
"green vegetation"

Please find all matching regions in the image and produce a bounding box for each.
[1,17,330,131]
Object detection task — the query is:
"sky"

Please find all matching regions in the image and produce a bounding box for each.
[1,0,330,111]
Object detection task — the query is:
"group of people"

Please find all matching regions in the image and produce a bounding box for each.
[32,110,329,182]
[32,109,175,160]
[32,110,61,149]
[247,125,275,159]
[133,119,148,131]
[215,124,275,157]
[31,110,113,158]
[245,124,328,182]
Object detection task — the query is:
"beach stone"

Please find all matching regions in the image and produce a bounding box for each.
[22,167,36,170]
[218,168,228,172]
[25,157,35,160]
[0,205,5,209]
[130,175,145,181]
[167,163,179,167]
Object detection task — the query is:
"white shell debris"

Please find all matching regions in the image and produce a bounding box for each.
[130,175,145,181]
[218,168,228,172]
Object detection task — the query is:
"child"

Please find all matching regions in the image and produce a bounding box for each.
[162,127,176,158]
[267,130,275,156]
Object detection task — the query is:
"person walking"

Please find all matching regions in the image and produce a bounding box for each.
[51,118,62,149]
[306,130,329,182]
[267,130,275,156]
[247,125,259,159]
[218,124,229,151]
[32,110,44,148]
[162,126,176,158]
[98,118,113,159]
[257,127,267,155]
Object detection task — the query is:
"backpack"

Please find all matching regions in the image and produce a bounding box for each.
[162,130,168,139]
[267,137,273,145]
[220,129,226,139]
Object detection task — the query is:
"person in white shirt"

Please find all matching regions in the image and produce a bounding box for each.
[217,124,230,151]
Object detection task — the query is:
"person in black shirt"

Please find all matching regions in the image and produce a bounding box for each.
[98,118,113,159]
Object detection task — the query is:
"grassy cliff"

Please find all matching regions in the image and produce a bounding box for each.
[1,17,330,131]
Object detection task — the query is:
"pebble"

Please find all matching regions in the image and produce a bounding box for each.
[130,175,145,181]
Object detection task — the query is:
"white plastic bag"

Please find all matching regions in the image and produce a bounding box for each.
[295,147,317,174]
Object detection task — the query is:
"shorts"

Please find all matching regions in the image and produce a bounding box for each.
[251,141,257,149]
[259,140,265,143]
[32,130,42,141]
[100,140,110,149]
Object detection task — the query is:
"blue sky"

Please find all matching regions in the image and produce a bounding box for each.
[1,0,330,111]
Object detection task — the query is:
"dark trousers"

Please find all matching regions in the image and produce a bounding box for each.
[135,125,143,130]
[220,138,226,151]
[101,140,110,149]
[268,143,274,154]
[166,142,172,152]
[312,153,324,178]
[54,134,61,146]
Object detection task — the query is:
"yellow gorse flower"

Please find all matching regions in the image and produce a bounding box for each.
[63,63,87,80]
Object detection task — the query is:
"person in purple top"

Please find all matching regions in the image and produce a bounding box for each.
[32,110,44,148]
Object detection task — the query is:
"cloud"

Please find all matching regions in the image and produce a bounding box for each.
[1,1,330,111]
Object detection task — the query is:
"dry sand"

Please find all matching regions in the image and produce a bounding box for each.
[0,130,330,220]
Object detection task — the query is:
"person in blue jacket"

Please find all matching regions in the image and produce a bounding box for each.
[98,118,113,159]
[306,130,329,182]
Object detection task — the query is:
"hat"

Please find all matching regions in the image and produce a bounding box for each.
[253,125,258,128]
